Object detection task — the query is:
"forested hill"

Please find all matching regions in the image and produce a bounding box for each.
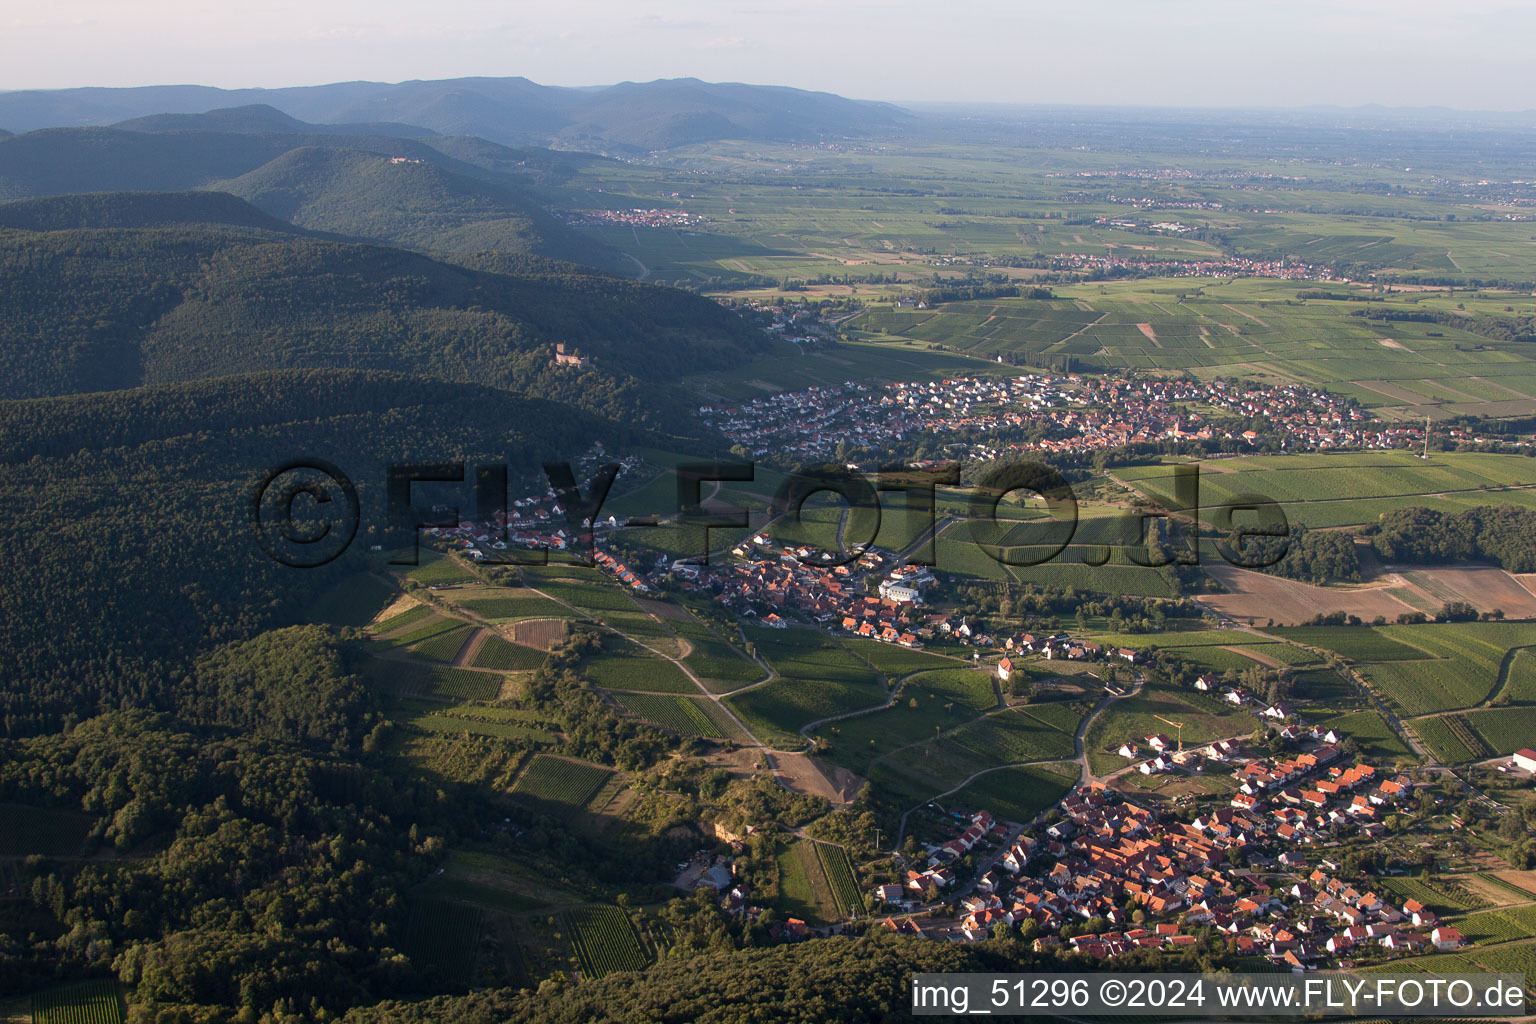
[114,102,437,139]
[0,77,915,150]
[0,189,303,233]
[0,216,772,412]
[211,145,625,268]
[0,368,639,735]
[0,126,624,268]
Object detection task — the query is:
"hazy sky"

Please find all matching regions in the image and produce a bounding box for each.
[4,0,1534,110]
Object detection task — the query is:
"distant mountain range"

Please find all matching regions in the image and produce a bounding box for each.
[0,76,914,151]
[0,108,629,270]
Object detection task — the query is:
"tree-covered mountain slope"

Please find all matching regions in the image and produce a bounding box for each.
[0,214,771,406]
[211,145,624,267]
[0,368,643,734]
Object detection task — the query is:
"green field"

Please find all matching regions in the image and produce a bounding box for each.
[612,692,748,742]
[775,840,842,923]
[471,634,548,672]
[564,904,649,978]
[947,761,1080,825]
[581,633,696,693]
[510,755,613,815]
[1319,710,1412,762]
[458,593,573,622]
[1083,686,1245,776]
[812,842,864,919]
[1360,622,1531,716]
[408,623,477,663]
[404,551,477,585]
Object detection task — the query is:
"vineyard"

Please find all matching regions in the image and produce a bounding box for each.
[564,904,649,978]
[371,602,432,634]
[1462,705,1536,756]
[510,755,613,812]
[613,693,743,740]
[30,980,126,1024]
[471,634,548,671]
[812,842,863,919]
[401,897,482,988]
[1412,714,1488,763]
[408,623,477,663]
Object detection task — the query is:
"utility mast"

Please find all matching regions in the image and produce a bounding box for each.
[1423,414,1430,458]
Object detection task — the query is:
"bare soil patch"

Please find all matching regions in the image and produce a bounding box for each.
[1135,323,1161,347]
[1377,337,1408,350]
[1196,564,1420,626]
[637,598,692,622]
[453,628,489,668]
[511,618,568,651]
[772,751,861,805]
[1389,564,1536,618]
[370,593,421,628]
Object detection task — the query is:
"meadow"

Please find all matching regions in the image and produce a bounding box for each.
[948,762,1081,825]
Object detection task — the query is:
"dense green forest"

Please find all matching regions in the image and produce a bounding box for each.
[213,147,624,269]
[1367,503,1536,572]
[0,368,657,735]
[0,215,771,410]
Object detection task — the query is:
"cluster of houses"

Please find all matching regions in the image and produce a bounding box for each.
[875,781,1450,970]
[700,368,1445,465]
[671,541,924,645]
[591,549,649,593]
[998,631,1142,676]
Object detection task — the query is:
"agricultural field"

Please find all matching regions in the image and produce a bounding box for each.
[812,842,864,919]
[775,840,843,923]
[1412,714,1490,763]
[29,980,125,1024]
[816,667,1000,773]
[420,851,583,915]
[581,633,696,693]
[456,592,574,622]
[612,692,748,742]
[947,761,1080,825]
[1451,904,1536,946]
[564,904,649,979]
[308,572,396,629]
[375,614,461,649]
[724,626,887,744]
[1461,705,1536,757]
[1083,685,1246,776]
[510,755,613,816]
[471,634,548,672]
[383,663,505,702]
[402,551,477,585]
[1358,622,1532,716]
[1379,875,1482,915]
[838,637,960,676]
[408,623,477,663]
[371,602,434,635]
[403,700,560,744]
[401,897,482,989]
[1318,710,1412,762]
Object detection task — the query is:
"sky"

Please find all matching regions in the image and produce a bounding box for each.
[3,0,1535,110]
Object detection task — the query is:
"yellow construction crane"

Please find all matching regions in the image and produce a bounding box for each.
[1154,714,1186,752]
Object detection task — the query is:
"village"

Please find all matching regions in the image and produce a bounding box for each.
[700,371,1456,464]
[866,718,1461,971]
